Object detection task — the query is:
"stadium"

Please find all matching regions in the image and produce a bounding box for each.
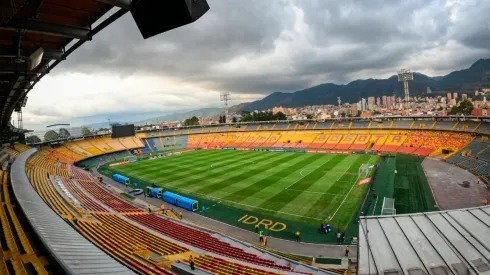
[0,1,490,275]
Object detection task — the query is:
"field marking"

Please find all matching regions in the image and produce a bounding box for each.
[285,188,344,196]
[330,156,377,220]
[299,166,319,177]
[284,158,334,190]
[162,184,323,221]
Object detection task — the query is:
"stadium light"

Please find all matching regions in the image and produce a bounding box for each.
[398,69,413,115]
[220,92,231,123]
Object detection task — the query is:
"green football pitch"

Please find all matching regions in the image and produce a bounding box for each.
[107,150,379,232]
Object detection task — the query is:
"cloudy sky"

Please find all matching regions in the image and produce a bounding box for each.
[22,0,490,129]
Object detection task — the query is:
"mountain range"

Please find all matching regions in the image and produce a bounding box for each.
[237,59,490,112]
[92,59,490,126]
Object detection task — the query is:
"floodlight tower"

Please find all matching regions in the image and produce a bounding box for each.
[398,69,413,114]
[220,92,231,123]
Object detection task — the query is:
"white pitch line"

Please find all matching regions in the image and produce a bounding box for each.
[169,185,323,220]
[285,188,344,196]
[330,156,376,220]
[299,166,319,177]
[329,176,360,220]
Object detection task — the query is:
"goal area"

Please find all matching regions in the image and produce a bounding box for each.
[358,163,374,179]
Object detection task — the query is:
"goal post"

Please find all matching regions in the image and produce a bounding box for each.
[358,163,374,179]
[381,197,396,215]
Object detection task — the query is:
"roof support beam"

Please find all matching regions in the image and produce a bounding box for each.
[0,18,90,40]
[0,45,64,60]
[94,0,132,9]
[0,64,47,75]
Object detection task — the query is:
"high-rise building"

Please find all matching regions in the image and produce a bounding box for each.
[361,98,367,111]
[368,97,375,107]
[382,96,387,107]
[453,92,458,100]
[376,97,381,106]
[447,92,452,100]
[351,104,358,116]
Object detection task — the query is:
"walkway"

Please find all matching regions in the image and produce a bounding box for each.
[422,158,489,210]
[91,167,356,259]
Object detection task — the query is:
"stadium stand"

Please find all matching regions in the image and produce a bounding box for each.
[350,121,370,129]
[261,134,281,147]
[391,120,413,129]
[309,134,328,148]
[322,135,342,149]
[125,214,292,271]
[335,134,356,149]
[315,122,332,129]
[349,134,370,150]
[0,171,50,275]
[433,120,457,130]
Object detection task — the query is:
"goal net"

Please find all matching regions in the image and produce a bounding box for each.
[358,164,373,179]
[381,197,396,215]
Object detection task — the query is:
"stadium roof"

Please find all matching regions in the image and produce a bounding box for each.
[0,0,133,131]
[11,148,135,274]
[358,206,490,275]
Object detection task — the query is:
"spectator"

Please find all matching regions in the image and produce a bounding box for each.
[296,231,300,242]
[345,246,350,256]
[189,255,195,270]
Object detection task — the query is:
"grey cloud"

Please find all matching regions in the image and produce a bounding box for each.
[56,0,490,95]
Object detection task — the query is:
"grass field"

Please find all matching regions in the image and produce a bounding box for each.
[108,150,378,233]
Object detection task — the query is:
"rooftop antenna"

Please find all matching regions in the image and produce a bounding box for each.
[398,69,414,115]
[220,92,231,123]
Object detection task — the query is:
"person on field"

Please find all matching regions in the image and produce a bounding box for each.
[259,230,264,243]
[148,205,152,213]
[341,232,345,243]
[179,211,183,219]
[336,232,342,244]
[296,231,300,241]
[255,224,259,233]
[345,246,350,256]
[319,222,324,233]
[477,177,481,184]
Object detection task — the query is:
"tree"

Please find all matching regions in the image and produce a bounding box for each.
[274,112,286,120]
[218,115,226,123]
[449,99,473,115]
[59,128,71,139]
[26,135,41,144]
[183,116,200,126]
[81,127,92,136]
[44,130,59,142]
